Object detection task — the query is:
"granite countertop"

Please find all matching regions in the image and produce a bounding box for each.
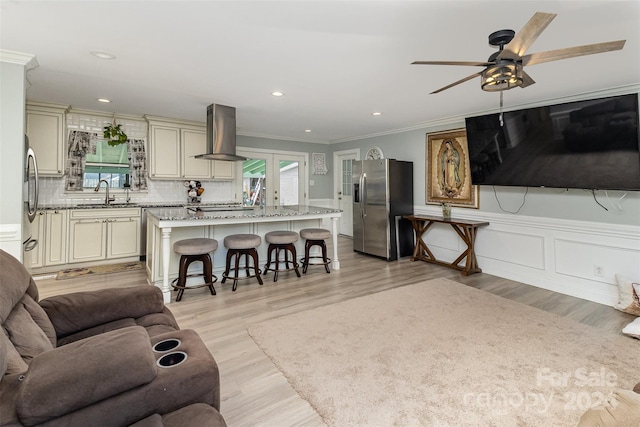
[39,201,241,210]
[146,205,342,221]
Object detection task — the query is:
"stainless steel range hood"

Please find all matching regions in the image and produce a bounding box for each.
[195,104,246,161]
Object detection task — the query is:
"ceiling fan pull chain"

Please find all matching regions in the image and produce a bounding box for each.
[499,91,504,126]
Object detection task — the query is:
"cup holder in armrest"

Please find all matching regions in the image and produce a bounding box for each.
[153,338,181,353]
[157,351,187,368]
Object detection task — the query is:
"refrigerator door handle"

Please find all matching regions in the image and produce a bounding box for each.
[362,173,367,219]
[26,147,39,223]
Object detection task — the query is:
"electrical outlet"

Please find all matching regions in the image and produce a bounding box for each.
[594,265,604,277]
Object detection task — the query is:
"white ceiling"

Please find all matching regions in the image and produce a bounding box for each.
[2,1,639,144]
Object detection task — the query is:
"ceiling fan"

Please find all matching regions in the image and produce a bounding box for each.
[412,12,626,94]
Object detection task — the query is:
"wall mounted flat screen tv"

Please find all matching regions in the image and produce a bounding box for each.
[464,93,640,191]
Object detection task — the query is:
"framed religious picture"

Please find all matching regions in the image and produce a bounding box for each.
[426,129,479,208]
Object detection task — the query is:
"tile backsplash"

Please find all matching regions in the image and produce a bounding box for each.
[39,176,236,206]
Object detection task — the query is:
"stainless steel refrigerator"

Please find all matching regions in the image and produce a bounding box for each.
[353,159,414,261]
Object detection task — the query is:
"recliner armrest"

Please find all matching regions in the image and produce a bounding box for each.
[40,286,165,337]
[17,326,157,426]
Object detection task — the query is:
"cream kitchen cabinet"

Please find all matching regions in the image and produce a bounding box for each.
[25,212,45,269]
[68,208,140,263]
[26,102,69,176]
[181,128,212,179]
[147,117,234,180]
[27,210,68,268]
[211,157,234,180]
[149,124,181,178]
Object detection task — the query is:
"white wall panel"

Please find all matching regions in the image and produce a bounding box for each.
[477,229,545,270]
[555,239,640,283]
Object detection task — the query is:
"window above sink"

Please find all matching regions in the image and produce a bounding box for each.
[84,140,131,189]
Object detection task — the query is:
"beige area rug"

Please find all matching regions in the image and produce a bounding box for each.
[55,261,144,280]
[247,278,640,426]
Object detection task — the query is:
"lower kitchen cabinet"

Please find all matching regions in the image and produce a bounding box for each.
[46,210,68,265]
[27,210,68,269]
[108,217,140,258]
[69,208,140,263]
[26,212,46,269]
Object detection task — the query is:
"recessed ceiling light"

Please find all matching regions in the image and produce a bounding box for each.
[271,91,284,97]
[97,98,111,103]
[305,129,311,133]
[372,112,383,116]
[91,51,116,60]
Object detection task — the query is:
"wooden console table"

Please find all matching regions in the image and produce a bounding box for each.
[403,215,489,276]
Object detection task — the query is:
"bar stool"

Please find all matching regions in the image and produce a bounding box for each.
[172,238,218,302]
[222,234,263,291]
[299,228,331,274]
[263,230,301,282]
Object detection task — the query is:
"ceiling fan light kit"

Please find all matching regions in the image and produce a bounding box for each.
[481,61,523,92]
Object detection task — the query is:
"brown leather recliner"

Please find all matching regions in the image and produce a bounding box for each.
[0,249,226,427]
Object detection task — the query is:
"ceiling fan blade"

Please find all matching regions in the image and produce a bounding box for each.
[498,12,557,60]
[430,71,483,94]
[520,70,536,88]
[522,40,626,66]
[412,60,491,67]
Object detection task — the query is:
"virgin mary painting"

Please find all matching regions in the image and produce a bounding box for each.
[440,140,462,197]
[426,129,479,208]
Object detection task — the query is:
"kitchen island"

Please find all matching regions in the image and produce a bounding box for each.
[145,205,342,302]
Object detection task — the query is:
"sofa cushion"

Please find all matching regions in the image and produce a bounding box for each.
[56,317,138,346]
[130,414,164,427]
[4,295,54,365]
[22,292,56,347]
[40,286,166,338]
[128,404,227,427]
[0,328,28,375]
[0,250,36,324]
[17,326,157,425]
[136,307,180,330]
[614,274,640,316]
[622,317,640,339]
[161,403,227,427]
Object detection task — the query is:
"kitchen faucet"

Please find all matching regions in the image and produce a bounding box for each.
[94,179,115,205]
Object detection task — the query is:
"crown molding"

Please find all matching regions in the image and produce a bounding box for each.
[0,50,38,70]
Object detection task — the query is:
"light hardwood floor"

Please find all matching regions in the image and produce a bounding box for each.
[34,236,634,427]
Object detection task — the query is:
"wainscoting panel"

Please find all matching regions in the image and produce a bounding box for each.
[413,206,640,306]
[476,228,545,270]
[554,239,639,281]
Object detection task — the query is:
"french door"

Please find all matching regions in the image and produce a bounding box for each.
[333,149,359,236]
[237,148,307,206]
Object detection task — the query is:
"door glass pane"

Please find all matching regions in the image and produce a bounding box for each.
[242,159,266,206]
[342,159,352,196]
[279,160,299,205]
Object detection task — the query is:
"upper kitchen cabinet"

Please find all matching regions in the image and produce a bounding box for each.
[148,123,181,178]
[26,101,70,176]
[181,128,212,179]
[146,117,234,180]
